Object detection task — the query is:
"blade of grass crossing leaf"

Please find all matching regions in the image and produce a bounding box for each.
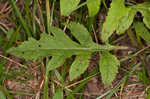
[67,67,99,99]
[100,51,120,87]
[8,0,31,37]
[106,78,123,99]
[97,62,141,99]
[106,62,142,98]
[87,0,101,17]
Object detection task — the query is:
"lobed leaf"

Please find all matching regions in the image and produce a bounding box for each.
[100,51,120,86]
[7,22,124,81]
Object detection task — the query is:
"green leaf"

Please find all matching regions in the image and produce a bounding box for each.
[100,51,120,86]
[60,0,80,16]
[87,0,101,17]
[7,23,120,60]
[53,89,63,99]
[69,54,91,81]
[135,2,150,29]
[0,92,6,99]
[47,55,68,71]
[134,22,150,44]
[101,0,130,42]
[116,9,136,34]
[7,22,124,80]
[64,22,93,45]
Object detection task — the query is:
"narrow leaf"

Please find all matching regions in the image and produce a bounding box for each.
[8,22,121,60]
[7,22,125,81]
[87,0,101,17]
[60,0,80,16]
[100,51,120,86]
[101,0,129,42]
[134,22,150,44]
[69,55,91,81]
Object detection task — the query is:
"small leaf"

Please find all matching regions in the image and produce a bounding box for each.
[116,9,136,34]
[53,89,63,99]
[65,22,93,45]
[135,2,150,29]
[47,55,68,71]
[69,54,91,81]
[134,22,150,44]
[87,0,101,17]
[101,0,129,42]
[60,0,80,16]
[100,51,120,86]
